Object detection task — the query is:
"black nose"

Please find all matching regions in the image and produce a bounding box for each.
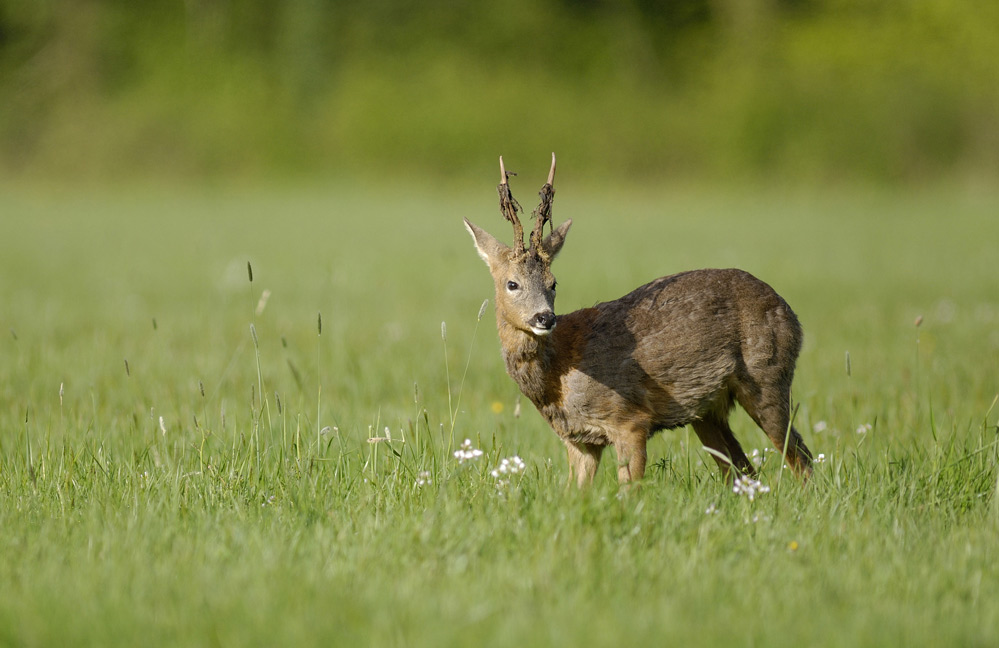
[532,311,556,330]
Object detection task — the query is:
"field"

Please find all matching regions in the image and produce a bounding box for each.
[2,179,998,646]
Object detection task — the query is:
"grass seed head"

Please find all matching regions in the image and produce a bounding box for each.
[255,289,271,315]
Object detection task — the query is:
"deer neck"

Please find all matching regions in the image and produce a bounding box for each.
[496,315,560,408]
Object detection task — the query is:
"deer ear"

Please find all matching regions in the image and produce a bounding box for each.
[464,218,509,269]
[543,219,572,260]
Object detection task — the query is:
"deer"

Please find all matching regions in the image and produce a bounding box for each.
[463,154,813,488]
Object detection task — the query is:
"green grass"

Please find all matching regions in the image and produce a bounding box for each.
[2,180,998,646]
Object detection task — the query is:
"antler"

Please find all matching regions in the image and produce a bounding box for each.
[529,152,557,260]
[497,156,525,254]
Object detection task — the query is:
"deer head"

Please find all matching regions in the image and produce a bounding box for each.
[464,153,572,336]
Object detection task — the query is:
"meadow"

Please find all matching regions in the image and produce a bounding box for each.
[1,178,998,646]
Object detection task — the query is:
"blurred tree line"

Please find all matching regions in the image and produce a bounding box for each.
[0,0,996,183]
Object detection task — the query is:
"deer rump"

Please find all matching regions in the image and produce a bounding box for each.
[534,268,801,447]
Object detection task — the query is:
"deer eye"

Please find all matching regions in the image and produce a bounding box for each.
[506,281,520,291]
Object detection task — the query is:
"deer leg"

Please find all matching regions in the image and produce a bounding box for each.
[614,430,648,484]
[691,417,755,482]
[564,441,603,488]
[736,388,813,480]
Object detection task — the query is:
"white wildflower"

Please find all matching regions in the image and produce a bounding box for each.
[705,503,718,515]
[813,420,828,433]
[814,453,826,463]
[490,455,526,477]
[491,455,526,492]
[454,439,483,463]
[856,423,873,435]
[732,475,771,501]
[415,471,432,487]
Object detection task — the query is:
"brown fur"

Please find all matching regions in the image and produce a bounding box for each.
[464,175,812,488]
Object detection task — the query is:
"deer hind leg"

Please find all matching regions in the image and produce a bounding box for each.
[691,416,755,482]
[564,441,604,488]
[735,381,813,480]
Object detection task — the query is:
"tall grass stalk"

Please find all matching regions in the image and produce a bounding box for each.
[316,312,323,456]
[441,299,490,457]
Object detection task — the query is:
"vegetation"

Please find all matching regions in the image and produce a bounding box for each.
[1,0,997,182]
[2,181,997,646]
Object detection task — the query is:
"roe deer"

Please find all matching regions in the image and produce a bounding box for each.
[463,154,813,487]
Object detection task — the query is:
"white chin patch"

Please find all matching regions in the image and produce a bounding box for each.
[530,325,555,337]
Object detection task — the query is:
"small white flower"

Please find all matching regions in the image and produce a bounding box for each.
[454,439,484,463]
[732,475,771,501]
[856,423,873,435]
[491,455,526,477]
[415,471,432,487]
[813,421,828,433]
[705,503,718,515]
[814,453,826,463]
[750,448,764,468]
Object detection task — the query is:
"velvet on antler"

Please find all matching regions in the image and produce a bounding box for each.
[495,154,557,260]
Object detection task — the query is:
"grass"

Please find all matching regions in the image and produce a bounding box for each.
[1,179,998,646]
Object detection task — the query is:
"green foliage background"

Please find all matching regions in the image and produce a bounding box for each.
[2,0,997,182]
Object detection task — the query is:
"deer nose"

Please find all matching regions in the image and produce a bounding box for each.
[531,311,556,332]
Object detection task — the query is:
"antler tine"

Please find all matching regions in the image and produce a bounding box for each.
[496,156,525,254]
[530,152,557,260]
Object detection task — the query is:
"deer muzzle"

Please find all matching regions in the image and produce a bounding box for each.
[529,311,557,336]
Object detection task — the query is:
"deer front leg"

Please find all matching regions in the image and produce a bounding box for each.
[614,431,648,484]
[564,441,603,488]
